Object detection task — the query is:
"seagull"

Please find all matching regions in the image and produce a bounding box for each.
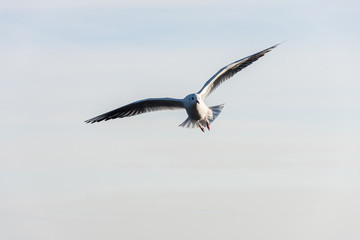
[85,43,280,132]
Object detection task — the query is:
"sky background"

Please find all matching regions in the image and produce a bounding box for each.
[1,0,360,239]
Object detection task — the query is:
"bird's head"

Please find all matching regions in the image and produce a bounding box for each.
[184,93,200,106]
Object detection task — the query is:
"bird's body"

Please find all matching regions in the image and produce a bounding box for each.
[85,43,280,132]
[184,94,207,121]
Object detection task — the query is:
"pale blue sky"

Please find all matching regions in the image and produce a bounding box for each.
[1,1,360,239]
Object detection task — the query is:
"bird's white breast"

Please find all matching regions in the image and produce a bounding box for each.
[185,101,210,121]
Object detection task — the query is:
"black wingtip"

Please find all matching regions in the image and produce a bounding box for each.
[84,119,94,124]
[263,41,285,53]
[274,41,287,48]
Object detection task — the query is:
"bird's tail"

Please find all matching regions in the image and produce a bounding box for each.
[179,104,225,129]
[208,104,224,123]
[179,117,197,128]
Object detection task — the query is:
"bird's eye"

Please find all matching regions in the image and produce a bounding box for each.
[191,97,194,100]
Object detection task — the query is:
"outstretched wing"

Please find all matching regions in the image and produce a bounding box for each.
[198,43,280,99]
[85,98,185,124]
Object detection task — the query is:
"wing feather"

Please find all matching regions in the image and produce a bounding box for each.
[85,98,184,124]
[198,43,280,98]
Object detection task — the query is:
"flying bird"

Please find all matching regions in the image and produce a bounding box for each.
[85,43,280,132]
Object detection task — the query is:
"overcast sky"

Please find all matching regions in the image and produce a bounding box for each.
[1,0,360,239]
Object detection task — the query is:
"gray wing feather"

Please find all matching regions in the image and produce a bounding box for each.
[198,43,280,98]
[85,98,184,124]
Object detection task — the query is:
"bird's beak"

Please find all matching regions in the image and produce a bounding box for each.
[196,100,200,104]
